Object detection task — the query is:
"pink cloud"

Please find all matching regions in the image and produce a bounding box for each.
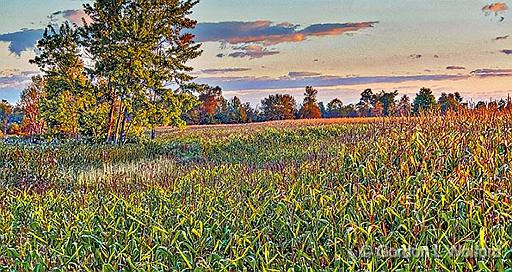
[193,21,378,46]
[62,9,93,26]
[226,44,280,59]
[482,2,509,13]
[50,9,93,26]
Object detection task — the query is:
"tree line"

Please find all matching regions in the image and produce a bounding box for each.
[3,84,511,139]
[177,85,512,125]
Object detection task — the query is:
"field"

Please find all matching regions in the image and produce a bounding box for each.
[0,114,511,271]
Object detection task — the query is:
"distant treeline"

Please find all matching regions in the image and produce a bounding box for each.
[179,85,512,125]
[1,85,510,138]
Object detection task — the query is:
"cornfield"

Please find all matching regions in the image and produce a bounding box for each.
[0,113,511,271]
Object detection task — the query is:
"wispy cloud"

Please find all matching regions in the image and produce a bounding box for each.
[494,35,509,41]
[225,44,280,59]
[0,71,39,89]
[197,20,377,59]
[195,73,467,91]
[201,68,251,74]
[193,21,378,46]
[446,66,466,70]
[0,9,92,55]
[482,2,508,13]
[287,71,322,78]
[471,68,512,77]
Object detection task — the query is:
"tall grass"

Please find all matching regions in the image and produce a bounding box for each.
[0,113,511,270]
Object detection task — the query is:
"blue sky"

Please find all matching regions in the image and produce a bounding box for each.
[1,0,512,105]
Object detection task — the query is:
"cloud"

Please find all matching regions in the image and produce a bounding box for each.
[470,68,512,77]
[494,35,509,41]
[0,29,44,55]
[226,44,280,59]
[51,9,93,26]
[501,49,512,55]
[201,68,251,74]
[287,71,322,78]
[299,22,377,37]
[0,71,39,89]
[195,73,467,91]
[482,2,508,13]
[446,66,466,70]
[193,20,378,45]
[0,9,91,55]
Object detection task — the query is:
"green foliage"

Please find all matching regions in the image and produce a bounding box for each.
[1,113,511,270]
[355,89,399,117]
[261,94,297,121]
[413,87,437,114]
[438,92,463,114]
[375,90,398,116]
[396,94,412,116]
[0,99,13,135]
[30,0,202,142]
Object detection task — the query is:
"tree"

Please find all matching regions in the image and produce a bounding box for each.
[0,100,13,136]
[226,96,249,124]
[81,0,202,143]
[438,92,463,114]
[300,86,322,119]
[31,22,92,138]
[196,85,223,124]
[340,104,358,117]
[372,101,384,117]
[245,103,259,122]
[356,88,376,116]
[412,87,437,114]
[326,98,344,118]
[19,76,46,135]
[498,98,512,112]
[30,0,202,142]
[396,95,412,116]
[260,94,297,121]
[375,90,398,116]
[318,102,327,118]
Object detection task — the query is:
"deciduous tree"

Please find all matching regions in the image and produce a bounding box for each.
[438,92,463,114]
[0,100,13,136]
[31,23,91,138]
[300,86,322,119]
[19,76,46,135]
[82,0,202,143]
[396,95,411,116]
[261,94,297,121]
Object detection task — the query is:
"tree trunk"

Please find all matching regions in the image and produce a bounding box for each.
[151,127,156,140]
[112,104,123,144]
[106,102,116,142]
[106,78,116,143]
[119,107,128,144]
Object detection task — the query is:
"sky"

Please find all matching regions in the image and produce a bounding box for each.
[0,0,512,106]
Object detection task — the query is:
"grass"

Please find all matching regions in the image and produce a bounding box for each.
[0,113,511,271]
